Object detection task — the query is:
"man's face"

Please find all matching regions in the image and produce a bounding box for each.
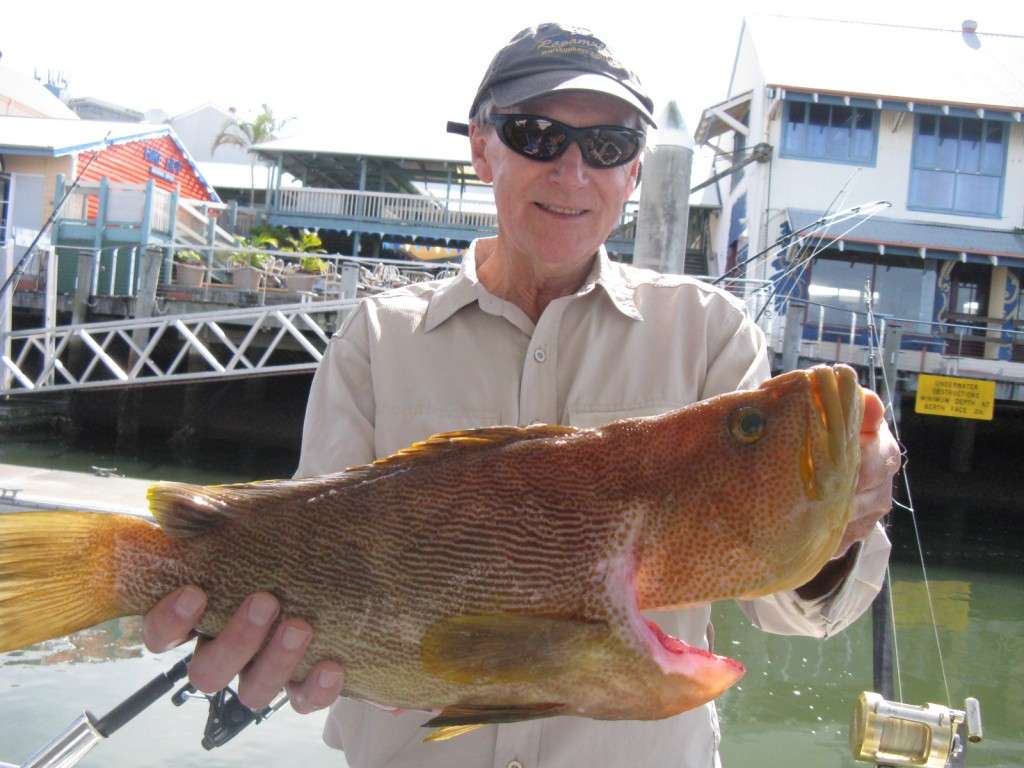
[470,91,642,277]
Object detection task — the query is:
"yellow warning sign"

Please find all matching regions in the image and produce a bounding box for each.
[915,374,995,420]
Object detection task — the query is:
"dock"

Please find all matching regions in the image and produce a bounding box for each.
[0,462,151,516]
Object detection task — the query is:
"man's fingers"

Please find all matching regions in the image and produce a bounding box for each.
[857,421,901,493]
[188,592,280,694]
[861,390,886,434]
[142,585,206,653]
[236,619,313,710]
[286,661,345,714]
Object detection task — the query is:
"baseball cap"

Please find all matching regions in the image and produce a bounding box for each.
[467,23,656,128]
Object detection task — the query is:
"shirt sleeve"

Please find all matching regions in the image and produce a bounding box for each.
[294,301,376,479]
[737,524,891,638]
[700,298,890,638]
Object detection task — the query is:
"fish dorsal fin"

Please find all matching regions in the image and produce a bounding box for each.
[146,424,579,537]
[146,480,300,538]
[353,423,580,479]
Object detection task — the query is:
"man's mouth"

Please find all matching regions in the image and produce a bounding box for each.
[535,202,587,217]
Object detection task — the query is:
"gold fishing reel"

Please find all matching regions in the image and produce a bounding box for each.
[850,692,983,767]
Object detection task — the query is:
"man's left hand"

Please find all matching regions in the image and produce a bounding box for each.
[836,389,901,558]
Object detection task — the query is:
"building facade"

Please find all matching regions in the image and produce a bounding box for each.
[697,16,1024,387]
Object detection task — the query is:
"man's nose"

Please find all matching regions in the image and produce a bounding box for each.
[549,141,588,186]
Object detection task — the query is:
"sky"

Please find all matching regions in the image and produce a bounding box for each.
[4,0,1023,154]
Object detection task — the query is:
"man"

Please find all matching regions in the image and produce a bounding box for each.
[144,23,900,767]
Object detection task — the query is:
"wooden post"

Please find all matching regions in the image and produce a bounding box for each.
[781,300,804,372]
[1,237,13,394]
[44,246,58,387]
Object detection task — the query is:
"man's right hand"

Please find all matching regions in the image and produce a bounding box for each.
[142,585,345,713]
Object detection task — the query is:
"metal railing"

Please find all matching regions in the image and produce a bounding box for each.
[0,299,360,395]
[778,297,1024,377]
[276,188,499,231]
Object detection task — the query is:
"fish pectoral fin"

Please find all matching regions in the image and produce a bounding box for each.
[421,613,612,685]
[423,702,566,740]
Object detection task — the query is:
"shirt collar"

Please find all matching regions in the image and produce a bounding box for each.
[423,240,644,332]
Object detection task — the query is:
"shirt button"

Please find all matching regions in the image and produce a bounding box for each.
[507,761,524,768]
[533,348,546,363]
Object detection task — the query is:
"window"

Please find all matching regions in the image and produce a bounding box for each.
[781,102,877,164]
[909,115,1006,217]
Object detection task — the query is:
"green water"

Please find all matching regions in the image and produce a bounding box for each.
[1,439,1021,767]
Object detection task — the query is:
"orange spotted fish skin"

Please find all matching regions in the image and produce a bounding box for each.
[0,364,862,728]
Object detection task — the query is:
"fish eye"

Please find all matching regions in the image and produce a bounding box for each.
[729,407,765,445]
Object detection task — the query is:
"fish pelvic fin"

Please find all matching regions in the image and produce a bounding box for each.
[0,511,151,652]
[423,703,566,741]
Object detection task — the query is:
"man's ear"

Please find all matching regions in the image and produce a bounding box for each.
[469,123,494,183]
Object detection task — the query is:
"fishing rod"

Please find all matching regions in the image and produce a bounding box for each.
[839,280,985,767]
[0,652,288,768]
[0,133,111,301]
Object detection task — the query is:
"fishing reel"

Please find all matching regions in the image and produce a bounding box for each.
[850,691,983,767]
[171,681,288,750]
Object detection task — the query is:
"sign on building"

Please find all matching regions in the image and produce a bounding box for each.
[914,374,995,421]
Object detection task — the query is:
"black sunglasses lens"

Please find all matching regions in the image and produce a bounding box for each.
[501,117,567,159]
[583,129,641,168]
[497,116,641,168]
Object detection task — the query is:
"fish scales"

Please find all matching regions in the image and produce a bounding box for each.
[0,364,863,730]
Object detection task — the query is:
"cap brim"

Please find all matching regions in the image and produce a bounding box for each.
[490,71,657,127]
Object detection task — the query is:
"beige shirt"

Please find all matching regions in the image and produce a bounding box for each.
[296,241,891,768]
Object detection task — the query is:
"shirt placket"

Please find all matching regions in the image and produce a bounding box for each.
[517,299,566,426]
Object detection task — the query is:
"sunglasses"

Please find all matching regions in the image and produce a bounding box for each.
[448,115,644,169]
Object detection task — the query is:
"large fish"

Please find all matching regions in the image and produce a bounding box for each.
[0,364,862,739]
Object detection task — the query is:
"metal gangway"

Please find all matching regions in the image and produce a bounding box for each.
[0,299,360,396]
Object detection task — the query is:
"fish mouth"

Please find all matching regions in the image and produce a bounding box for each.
[801,365,861,498]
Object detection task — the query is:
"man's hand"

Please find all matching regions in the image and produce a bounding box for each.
[837,389,901,557]
[142,587,344,714]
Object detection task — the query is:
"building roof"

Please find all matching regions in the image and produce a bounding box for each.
[249,126,481,193]
[195,160,301,190]
[252,126,473,166]
[67,96,144,121]
[0,64,78,119]
[744,16,1024,113]
[0,115,218,201]
[0,116,171,156]
[787,208,1024,263]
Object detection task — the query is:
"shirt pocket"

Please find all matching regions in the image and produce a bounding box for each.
[566,402,685,429]
[375,407,499,458]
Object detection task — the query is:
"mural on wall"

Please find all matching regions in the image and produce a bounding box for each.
[1002,270,1020,361]
[934,260,954,323]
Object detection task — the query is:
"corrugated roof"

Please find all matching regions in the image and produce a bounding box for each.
[251,125,473,165]
[0,64,78,119]
[788,208,1024,261]
[746,16,1024,112]
[195,160,301,190]
[0,115,170,155]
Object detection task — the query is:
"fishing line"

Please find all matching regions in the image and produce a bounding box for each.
[866,298,953,707]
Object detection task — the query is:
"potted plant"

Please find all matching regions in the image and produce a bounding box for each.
[228,250,274,291]
[284,254,329,292]
[174,250,206,289]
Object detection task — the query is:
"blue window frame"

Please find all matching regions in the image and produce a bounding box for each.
[781,101,878,164]
[909,115,1007,217]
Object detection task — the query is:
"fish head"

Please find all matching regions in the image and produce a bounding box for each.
[636,363,863,608]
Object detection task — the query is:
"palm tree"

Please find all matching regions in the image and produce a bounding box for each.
[212,104,292,205]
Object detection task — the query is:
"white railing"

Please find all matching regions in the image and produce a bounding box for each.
[276,188,499,231]
[0,300,360,396]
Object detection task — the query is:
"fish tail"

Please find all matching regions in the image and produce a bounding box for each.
[0,511,153,652]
